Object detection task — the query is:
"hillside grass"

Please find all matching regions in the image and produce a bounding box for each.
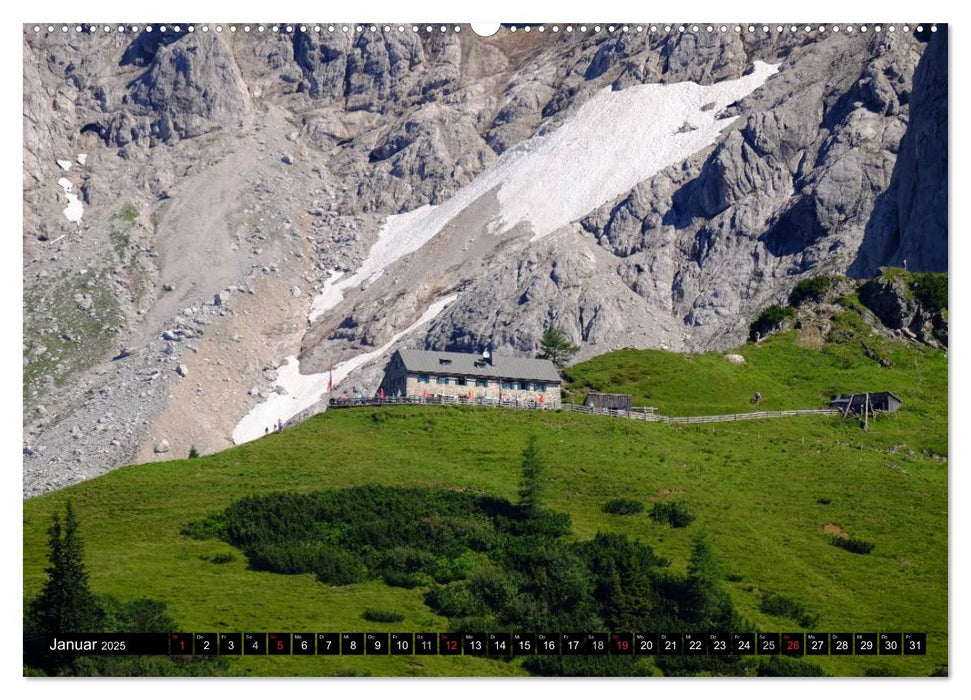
[22,326,947,677]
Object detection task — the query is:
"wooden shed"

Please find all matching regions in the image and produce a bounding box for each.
[584,392,633,412]
[829,392,903,414]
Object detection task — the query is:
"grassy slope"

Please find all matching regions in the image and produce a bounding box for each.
[22,324,947,677]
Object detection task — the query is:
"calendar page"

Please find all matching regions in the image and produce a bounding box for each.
[22,18,948,680]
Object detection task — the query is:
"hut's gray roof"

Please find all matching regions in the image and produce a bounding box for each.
[396,349,561,382]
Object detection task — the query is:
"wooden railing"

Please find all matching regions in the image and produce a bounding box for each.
[329,395,555,410]
[651,408,841,424]
[329,396,840,424]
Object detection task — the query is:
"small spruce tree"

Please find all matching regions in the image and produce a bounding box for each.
[30,501,101,635]
[682,533,735,630]
[26,501,102,673]
[538,325,580,369]
[517,435,545,517]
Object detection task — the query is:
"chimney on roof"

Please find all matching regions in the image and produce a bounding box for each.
[482,346,492,365]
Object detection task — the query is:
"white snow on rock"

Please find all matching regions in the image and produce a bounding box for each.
[309,62,779,323]
[76,153,87,166]
[57,177,84,223]
[232,294,458,445]
[57,159,73,171]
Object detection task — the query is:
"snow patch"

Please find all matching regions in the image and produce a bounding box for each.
[57,178,84,223]
[57,159,72,171]
[76,153,87,166]
[308,62,778,323]
[308,206,437,322]
[232,294,458,445]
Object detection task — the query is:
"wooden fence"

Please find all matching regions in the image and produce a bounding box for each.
[329,396,840,424]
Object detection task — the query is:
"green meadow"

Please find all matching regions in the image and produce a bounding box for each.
[23,323,948,676]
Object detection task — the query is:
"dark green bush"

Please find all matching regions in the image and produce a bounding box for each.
[760,592,819,628]
[649,501,695,528]
[749,304,795,341]
[602,498,644,515]
[757,656,825,677]
[314,548,369,585]
[831,536,875,554]
[207,552,236,565]
[382,571,430,588]
[192,483,750,676]
[362,608,405,623]
[910,273,947,313]
[181,514,227,541]
[789,276,833,307]
[424,581,485,619]
[522,655,651,676]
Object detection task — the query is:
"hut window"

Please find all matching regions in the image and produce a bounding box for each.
[456,377,468,386]
[436,376,450,385]
[533,383,546,392]
[501,381,518,390]
[417,375,430,384]
[475,378,489,387]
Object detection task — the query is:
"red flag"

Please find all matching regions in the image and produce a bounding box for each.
[327,363,333,392]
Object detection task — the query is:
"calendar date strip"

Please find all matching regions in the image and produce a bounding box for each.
[43,631,928,656]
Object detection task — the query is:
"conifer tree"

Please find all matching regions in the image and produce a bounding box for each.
[537,325,580,369]
[517,435,544,516]
[31,501,101,635]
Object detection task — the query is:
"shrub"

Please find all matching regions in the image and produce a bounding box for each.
[207,553,236,565]
[756,656,825,677]
[789,276,833,307]
[498,508,572,538]
[602,498,644,515]
[382,571,431,588]
[314,548,369,585]
[424,581,485,619]
[188,445,199,459]
[193,484,751,677]
[118,202,139,223]
[831,536,875,554]
[910,273,947,313]
[649,501,695,528]
[181,514,227,541]
[523,655,651,677]
[749,304,795,341]
[378,546,435,574]
[362,608,405,623]
[760,592,819,628]
[429,552,482,584]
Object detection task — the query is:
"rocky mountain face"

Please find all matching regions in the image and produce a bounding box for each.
[23,24,947,495]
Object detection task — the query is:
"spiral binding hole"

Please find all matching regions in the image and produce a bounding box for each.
[26,20,939,40]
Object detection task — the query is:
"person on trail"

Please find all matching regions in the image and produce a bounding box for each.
[753,391,762,405]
